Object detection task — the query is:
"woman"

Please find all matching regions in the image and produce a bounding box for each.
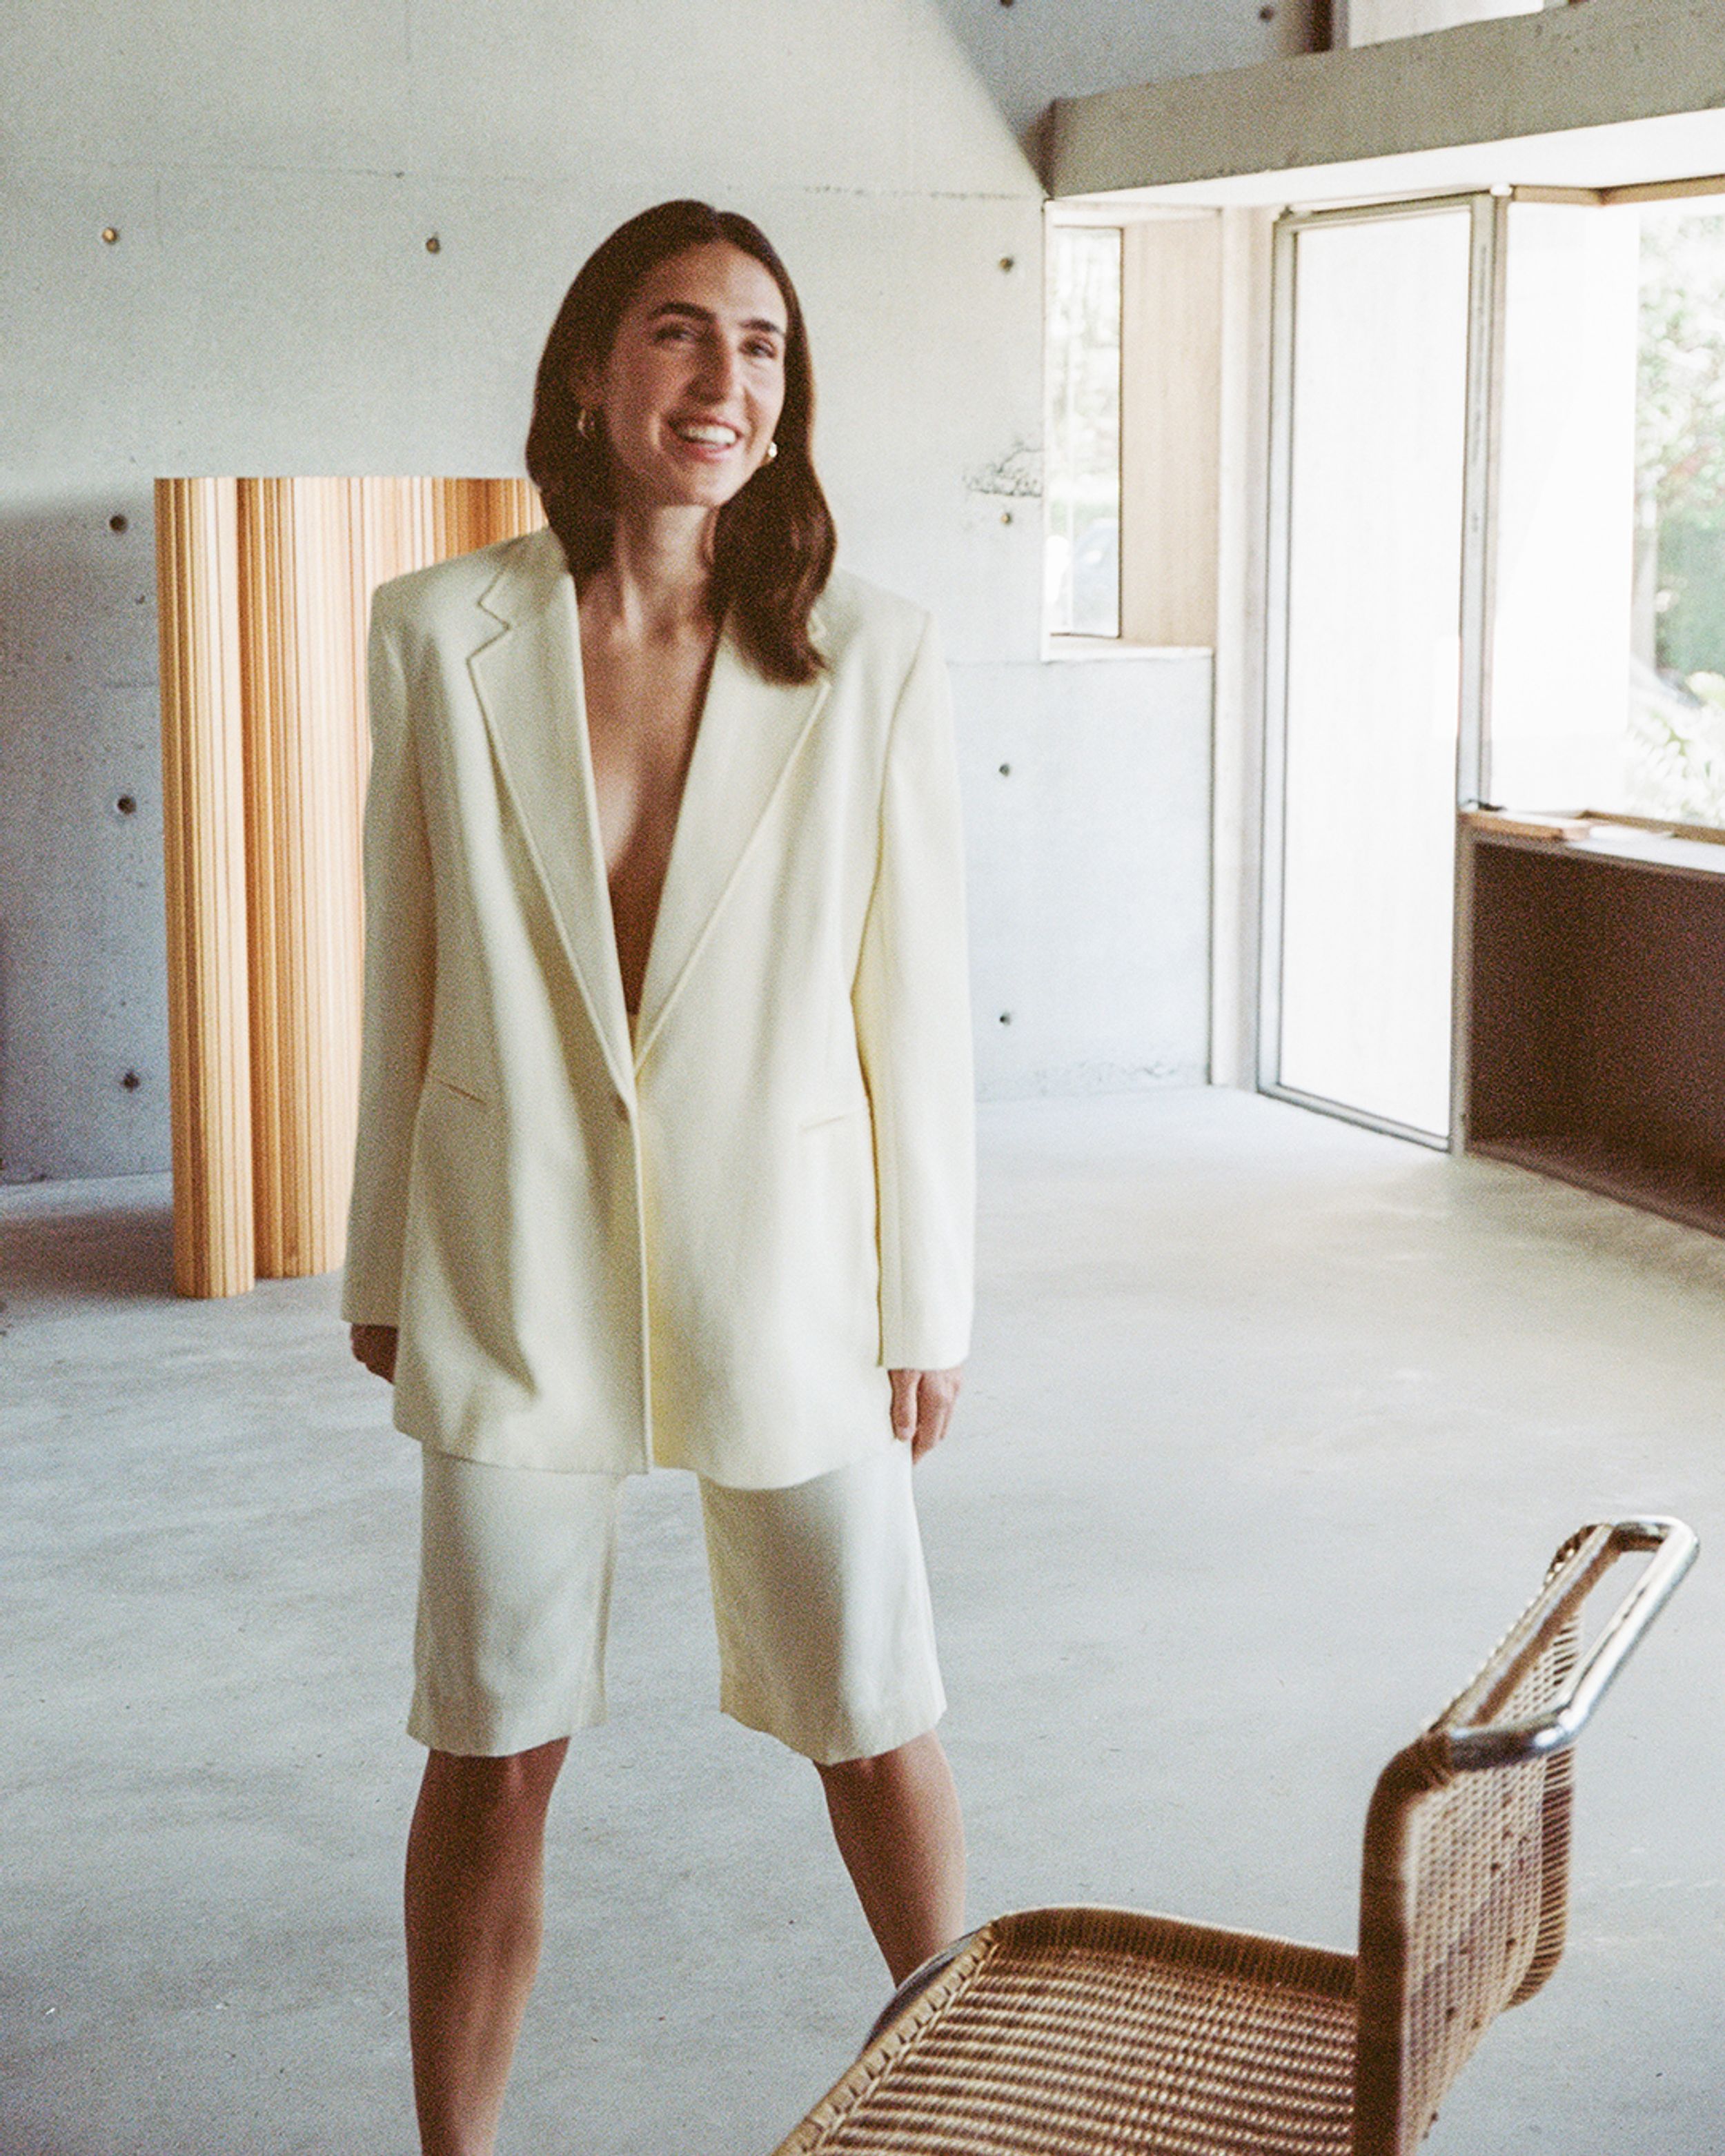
[342,199,974,2156]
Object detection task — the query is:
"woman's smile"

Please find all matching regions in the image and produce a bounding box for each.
[667,416,745,457]
[589,240,789,510]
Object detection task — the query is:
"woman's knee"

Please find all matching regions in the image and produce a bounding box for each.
[814,1732,929,1795]
[420,1737,569,1830]
[815,1750,875,1796]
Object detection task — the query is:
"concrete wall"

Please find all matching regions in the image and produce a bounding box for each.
[959,657,1212,1094]
[1049,0,1725,199]
[0,1,1275,1186]
[926,0,1319,146]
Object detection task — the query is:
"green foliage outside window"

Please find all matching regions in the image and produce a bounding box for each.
[1630,210,1725,825]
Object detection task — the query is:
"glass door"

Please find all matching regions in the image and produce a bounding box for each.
[1261,197,1494,1145]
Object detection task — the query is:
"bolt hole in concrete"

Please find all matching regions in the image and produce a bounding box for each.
[120,1071,141,1091]
[425,235,441,253]
[116,795,137,816]
[100,225,117,243]
[109,513,127,533]
[998,1012,1012,1025]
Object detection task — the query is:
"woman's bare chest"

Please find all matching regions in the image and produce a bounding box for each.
[579,622,718,1011]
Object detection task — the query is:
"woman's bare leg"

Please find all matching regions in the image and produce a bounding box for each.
[404,1738,568,2156]
[814,1730,966,1984]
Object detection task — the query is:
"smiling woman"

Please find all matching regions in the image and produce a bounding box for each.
[595,261,785,482]
[526,199,836,685]
[340,199,975,2156]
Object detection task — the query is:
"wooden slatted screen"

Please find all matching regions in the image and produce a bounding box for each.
[155,476,544,1296]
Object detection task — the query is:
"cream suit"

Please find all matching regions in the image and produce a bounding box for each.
[341,524,974,1489]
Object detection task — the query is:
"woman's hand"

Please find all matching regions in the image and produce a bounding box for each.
[350,1323,399,1383]
[888,1366,963,1463]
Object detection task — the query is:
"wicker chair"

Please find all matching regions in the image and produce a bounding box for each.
[771,1516,1696,2156]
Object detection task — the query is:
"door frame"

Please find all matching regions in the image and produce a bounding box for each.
[1256,190,1504,1151]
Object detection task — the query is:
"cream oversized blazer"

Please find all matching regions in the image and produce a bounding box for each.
[341,524,974,1488]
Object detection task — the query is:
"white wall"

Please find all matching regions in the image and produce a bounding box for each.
[0,0,1276,1184]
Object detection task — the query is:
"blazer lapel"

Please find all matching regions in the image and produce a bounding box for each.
[466,531,635,1102]
[632,629,830,1068]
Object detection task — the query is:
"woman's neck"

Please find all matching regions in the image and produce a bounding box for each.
[586,502,716,644]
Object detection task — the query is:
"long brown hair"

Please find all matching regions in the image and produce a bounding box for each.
[526,200,836,685]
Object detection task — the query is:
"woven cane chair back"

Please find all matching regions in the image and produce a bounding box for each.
[1352,1522,1639,2155]
[1352,1632,1577,2150]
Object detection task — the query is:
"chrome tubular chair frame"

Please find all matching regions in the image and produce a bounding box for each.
[1441,1517,1696,1771]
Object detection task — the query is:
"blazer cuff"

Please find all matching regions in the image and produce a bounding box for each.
[339,1274,401,1328]
[880,1319,972,1372]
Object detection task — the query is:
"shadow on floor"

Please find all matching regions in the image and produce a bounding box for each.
[0,1199,175,1314]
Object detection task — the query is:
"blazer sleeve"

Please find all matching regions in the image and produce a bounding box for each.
[339,602,435,1326]
[852,613,976,1370]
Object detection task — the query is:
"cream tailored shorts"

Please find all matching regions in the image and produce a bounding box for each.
[408,1441,946,1767]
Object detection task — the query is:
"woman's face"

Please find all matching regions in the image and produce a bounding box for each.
[586,241,790,514]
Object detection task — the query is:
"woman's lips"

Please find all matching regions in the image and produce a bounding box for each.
[669,420,743,458]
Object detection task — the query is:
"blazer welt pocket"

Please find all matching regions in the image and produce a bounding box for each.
[799,1102,869,1134]
[424,1071,491,1111]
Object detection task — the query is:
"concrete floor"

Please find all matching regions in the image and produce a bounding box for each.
[3,1089,1723,2155]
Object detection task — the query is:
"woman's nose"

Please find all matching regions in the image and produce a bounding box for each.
[693,338,743,401]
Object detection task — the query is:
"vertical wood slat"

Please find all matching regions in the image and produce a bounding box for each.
[236,478,366,1280]
[474,476,546,546]
[158,475,546,1294]
[430,475,544,558]
[155,478,256,1298]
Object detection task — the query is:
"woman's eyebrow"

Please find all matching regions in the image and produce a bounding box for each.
[649,299,786,339]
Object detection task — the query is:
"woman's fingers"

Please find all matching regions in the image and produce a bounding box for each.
[350,1322,400,1383]
[888,1366,964,1461]
[911,1372,954,1463]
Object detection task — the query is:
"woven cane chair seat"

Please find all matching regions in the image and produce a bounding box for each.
[771,1518,1695,2156]
[775,1908,1357,2155]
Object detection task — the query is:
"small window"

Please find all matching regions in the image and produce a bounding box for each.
[1043,216,1223,653]
[1045,225,1123,640]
